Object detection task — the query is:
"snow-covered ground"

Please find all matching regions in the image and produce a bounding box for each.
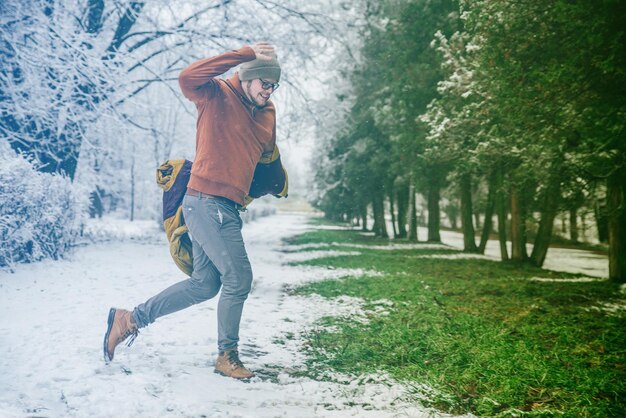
[440,229,609,278]
[0,212,459,418]
[409,226,609,278]
[375,218,608,278]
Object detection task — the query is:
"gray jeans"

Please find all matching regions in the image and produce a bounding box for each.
[132,193,252,352]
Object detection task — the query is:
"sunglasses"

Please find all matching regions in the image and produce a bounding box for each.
[260,79,279,91]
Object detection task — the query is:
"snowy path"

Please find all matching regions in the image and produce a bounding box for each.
[438,229,608,278]
[0,213,443,418]
[399,226,609,278]
[376,217,608,278]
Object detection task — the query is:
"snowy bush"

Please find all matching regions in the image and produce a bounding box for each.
[0,152,84,269]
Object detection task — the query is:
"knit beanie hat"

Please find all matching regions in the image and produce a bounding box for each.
[239,54,281,82]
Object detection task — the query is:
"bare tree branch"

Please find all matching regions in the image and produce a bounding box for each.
[123,0,233,53]
[104,1,144,59]
[84,0,105,34]
[126,41,188,73]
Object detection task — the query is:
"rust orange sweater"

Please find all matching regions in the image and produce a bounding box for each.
[178,46,276,205]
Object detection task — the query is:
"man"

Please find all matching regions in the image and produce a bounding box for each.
[103,42,281,379]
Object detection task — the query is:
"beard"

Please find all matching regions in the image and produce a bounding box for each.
[244,81,269,108]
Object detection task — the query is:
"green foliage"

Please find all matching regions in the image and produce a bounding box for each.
[312,0,459,222]
[290,226,626,416]
[314,0,626,276]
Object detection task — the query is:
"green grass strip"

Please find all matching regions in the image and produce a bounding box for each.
[287,226,626,417]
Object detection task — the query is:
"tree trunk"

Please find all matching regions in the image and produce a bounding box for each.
[460,173,478,252]
[88,186,104,219]
[427,178,441,242]
[478,174,496,254]
[396,183,408,238]
[581,212,587,241]
[389,188,397,238]
[608,168,626,282]
[408,177,418,241]
[569,208,579,243]
[595,199,609,243]
[361,204,368,231]
[510,187,523,261]
[372,197,379,235]
[496,168,509,261]
[529,177,561,267]
[372,193,388,238]
[520,185,529,260]
[449,210,458,229]
[450,216,463,231]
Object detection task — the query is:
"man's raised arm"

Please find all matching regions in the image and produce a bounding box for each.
[178,46,256,102]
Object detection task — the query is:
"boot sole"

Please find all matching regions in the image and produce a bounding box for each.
[103,307,116,363]
[213,368,255,380]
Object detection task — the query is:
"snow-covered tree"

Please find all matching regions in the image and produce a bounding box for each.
[1,0,363,266]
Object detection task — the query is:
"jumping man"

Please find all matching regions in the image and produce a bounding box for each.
[103,42,282,379]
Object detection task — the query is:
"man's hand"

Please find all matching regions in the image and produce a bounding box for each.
[250,42,276,61]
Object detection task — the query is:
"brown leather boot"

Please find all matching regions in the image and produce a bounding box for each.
[214,349,255,379]
[103,308,139,363]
